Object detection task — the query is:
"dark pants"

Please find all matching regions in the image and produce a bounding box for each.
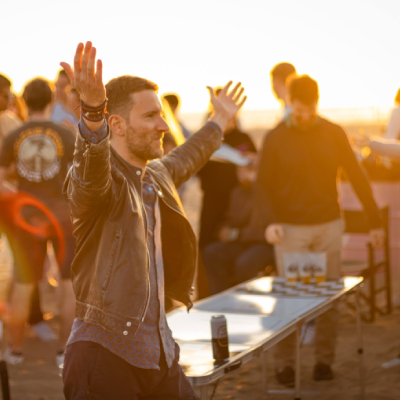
[63,341,199,400]
[202,241,275,294]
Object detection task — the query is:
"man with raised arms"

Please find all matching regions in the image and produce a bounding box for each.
[61,41,246,400]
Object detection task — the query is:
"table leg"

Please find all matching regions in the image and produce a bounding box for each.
[294,324,301,400]
[355,287,366,399]
[200,385,208,400]
[261,350,268,397]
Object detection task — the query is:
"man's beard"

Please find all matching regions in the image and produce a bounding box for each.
[125,126,164,162]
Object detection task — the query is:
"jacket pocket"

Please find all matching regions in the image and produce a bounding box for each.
[102,229,121,295]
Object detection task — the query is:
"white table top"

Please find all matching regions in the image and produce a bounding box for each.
[167,276,363,384]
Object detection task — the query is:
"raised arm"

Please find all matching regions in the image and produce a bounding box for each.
[60,42,111,217]
[339,128,385,248]
[161,81,247,187]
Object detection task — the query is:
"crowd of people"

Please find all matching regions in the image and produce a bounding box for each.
[0,40,399,398]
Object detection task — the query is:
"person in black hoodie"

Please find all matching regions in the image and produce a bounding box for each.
[203,158,274,294]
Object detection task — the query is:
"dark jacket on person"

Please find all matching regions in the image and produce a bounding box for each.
[63,123,222,339]
[197,128,256,248]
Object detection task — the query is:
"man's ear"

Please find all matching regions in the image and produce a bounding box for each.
[108,115,127,137]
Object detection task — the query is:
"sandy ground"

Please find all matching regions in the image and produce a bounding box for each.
[1,125,400,399]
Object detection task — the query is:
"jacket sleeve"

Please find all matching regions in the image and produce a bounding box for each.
[370,138,400,159]
[63,128,112,218]
[338,128,382,229]
[160,122,223,188]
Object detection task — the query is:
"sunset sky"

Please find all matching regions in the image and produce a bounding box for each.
[1,0,399,114]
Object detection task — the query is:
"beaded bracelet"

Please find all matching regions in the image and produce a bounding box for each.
[81,98,108,122]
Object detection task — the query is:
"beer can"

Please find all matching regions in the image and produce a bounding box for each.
[211,315,229,361]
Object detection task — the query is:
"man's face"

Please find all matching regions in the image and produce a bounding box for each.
[272,77,286,101]
[290,99,318,129]
[0,85,11,112]
[125,90,169,162]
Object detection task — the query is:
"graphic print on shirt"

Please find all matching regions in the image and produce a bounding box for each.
[14,126,64,182]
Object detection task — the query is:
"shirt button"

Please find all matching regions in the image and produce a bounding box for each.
[123,331,128,336]
[157,190,163,196]
[136,170,141,176]
[126,322,131,327]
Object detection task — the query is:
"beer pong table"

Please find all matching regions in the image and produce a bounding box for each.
[167,276,365,400]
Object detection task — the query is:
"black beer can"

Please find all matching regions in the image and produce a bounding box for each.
[211,315,229,362]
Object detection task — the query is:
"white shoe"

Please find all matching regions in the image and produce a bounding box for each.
[56,351,65,368]
[3,347,24,365]
[32,322,57,342]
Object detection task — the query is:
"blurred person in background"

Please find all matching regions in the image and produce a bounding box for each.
[51,69,79,130]
[203,157,274,294]
[383,88,400,140]
[4,81,57,342]
[0,74,21,142]
[270,62,296,120]
[256,74,385,385]
[163,93,191,139]
[198,91,256,250]
[196,91,256,298]
[354,133,400,369]
[8,93,28,122]
[0,78,76,367]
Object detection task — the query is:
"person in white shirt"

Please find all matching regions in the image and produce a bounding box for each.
[383,88,400,140]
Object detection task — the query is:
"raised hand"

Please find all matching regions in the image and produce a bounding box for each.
[207,81,247,132]
[60,41,106,108]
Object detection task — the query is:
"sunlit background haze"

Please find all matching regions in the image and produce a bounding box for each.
[1,0,400,128]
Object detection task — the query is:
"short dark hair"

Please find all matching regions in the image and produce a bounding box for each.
[270,62,296,83]
[105,75,158,119]
[288,75,319,106]
[0,74,11,92]
[395,88,400,105]
[23,78,53,112]
[163,94,179,110]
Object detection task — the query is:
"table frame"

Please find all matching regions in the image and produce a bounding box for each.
[172,278,365,400]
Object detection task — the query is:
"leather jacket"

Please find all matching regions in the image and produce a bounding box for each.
[64,123,222,339]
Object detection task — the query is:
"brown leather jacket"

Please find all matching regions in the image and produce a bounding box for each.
[64,123,222,339]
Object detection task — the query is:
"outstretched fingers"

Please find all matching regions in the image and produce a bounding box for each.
[95,59,103,85]
[81,41,93,76]
[206,86,217,102]
[232,87,244,103]
[59,62,74,84]
[86,46,96,79]
[237,95,247,109]
[228,82,242,99]
[73,42,84,76]
[220,81,233,96]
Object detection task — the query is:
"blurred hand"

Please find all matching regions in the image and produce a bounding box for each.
[265,224,284,244]
[218,226,232,242]
[353,131,372,149]
[369,228,385,249]
[60,41,106,108]
[208,81,247,132]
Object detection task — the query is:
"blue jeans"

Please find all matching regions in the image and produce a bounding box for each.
[202,241,275,294]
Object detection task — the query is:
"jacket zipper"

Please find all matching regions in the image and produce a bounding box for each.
[141,247,151,322]
[83,141,91,180]
[139,184,151,323]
